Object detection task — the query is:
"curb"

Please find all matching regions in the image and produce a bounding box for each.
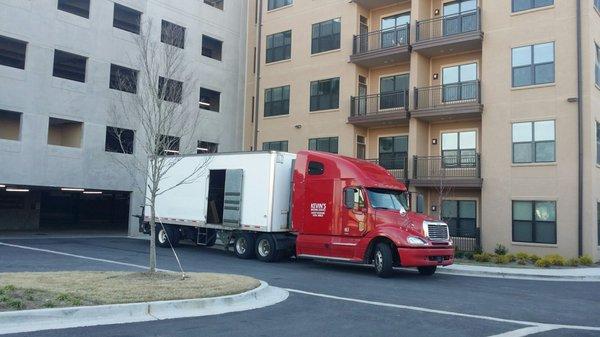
[0,281,288,335]
[437,267,600,282]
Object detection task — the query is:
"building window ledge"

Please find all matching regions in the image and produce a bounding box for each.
[309,108,340,114]
[511,83,555,91]
[311,48,342,57]
[511,242,558,248]
[510,5,555,17]
[266,4,293,13]
[263,114,290,120]
[265,58,292,66]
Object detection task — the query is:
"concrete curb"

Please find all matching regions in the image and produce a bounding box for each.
[0,281,288,335]
[437,266,600,282]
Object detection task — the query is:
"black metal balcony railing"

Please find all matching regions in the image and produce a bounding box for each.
[368,157,409,181]
[353,24,410,55]
[414,80,480,110]
[350,91,409,117]
[413,154,481,180]
[416,8,481,42]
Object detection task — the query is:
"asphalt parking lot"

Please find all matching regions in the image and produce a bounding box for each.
[0,236,599,337]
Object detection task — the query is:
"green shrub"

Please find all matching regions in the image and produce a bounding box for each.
[494,244,508,256]
[515,252,529,260]
[7,299,23,310]
[505,254,516,262]
[43,301,56,308]
[492,255,511,264]
[545,254,566,266]
[566,258,580,267]
[474,252,493,262]
[2,285,16,292]
[516,258,528,265]
[578,255,594,266]
[463,252,475,260]
[528,254,541,263]
[535,258,552,268]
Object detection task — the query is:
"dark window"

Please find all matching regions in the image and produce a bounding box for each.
[161,20,186,49]
[597,122,600,165]
[596,44,600,87]
[197,141,218,154]
[513,201,556,244]
[442,131,477,167]
[268,0,292,10]
[512,42,554,87]
[157,135,180,155]
[202,35,222,61]
[53,50,87,83]
[263,141,288,151]
[308,161,324,175]
[442,200,477,237]
[57,0,90,18]
[379,136,408,170]
[158,77,183,103]
[199,88,220,112]
[266,30,291,63]
[0,110,22,141]
[110,64,138,94]
[356,135,366,160]
[264,85,290,117]
[512,120,555,163]
[0,35,27,69]
[512,0,553,12]
[204,0,224,10]
[379,74,409,109]
[310,77,339,111]
[105,127,134,154]
[113,3,141,34]
[309,137,338,154]
[311,19,341,54]
[597,203,600,246]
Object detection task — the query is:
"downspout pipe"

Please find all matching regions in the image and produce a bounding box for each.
[576,0,583,256]
[253,0,263,151]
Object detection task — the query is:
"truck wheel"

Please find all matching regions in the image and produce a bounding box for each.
[373,243,394,278]
[417,266,437,276]
[234,233,255,259]
[155,225,179,248]
[255,234,279,262]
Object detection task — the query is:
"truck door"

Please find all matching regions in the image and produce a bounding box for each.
[222,169,243,228]
[331,187,366,259]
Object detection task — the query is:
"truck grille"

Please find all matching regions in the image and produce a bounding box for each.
[427,223,449,241]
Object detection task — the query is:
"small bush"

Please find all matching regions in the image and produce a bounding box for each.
[474,252,493,262]
[2,285,16,292]
[494,244,508,256]
[535,258,552,268]
[43,301,56,308]
[463,252,475,260]
[545,254,566,266]
[492,255,511,264]
[7,299,24,310]
[516,258,528,265]
[578,255,593,266]
[528,254,541,263]
[505,254,516,262]
[566,258,580,267]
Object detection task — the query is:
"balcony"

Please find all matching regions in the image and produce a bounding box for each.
[413,8,483,57]
[348,91,409,127]
[352,0,404,10]
[368,157,409,181]
[412,80,482,121]
[411,154,482,188]
[350,25,410,68]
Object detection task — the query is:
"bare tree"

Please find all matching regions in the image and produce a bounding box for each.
[108,20,211,273]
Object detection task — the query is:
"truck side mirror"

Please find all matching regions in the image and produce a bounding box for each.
[344,189,355,209]
[416,194,425,214]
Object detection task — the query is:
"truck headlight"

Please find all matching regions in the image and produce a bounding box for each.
[407,236,427,246]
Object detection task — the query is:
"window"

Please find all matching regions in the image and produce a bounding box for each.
[158,77,183,103]
[264,85,290,117]
[157,135,180,155]
[442,63,477,102]
[105,127,134,154]
[596,122,600,165]
[266,30,291,63]
[596,0,600,11]
[596,44,600,87]
[512,42,554,87]
[308,161,324,175]
[204,0,224,10]
[110,64,138,94]
[268,0,292,10]
[310,77,339,112]
[513,201,556,244]
[597,203,600,246]
[379,136,408,170]
[0,35,27,69]
[197,141,218,154]
[263,141,288,151]
[442,131,477,167]
[113,3,141,34]
[47,118,83,148]
[199,88,220,112]
[0,110,22,141]
[161,20,186,49]
[381,13,410,48]
[512,120,555,163]
[443,0,477,36]
[57,0,90,18]
[311,18,341,54]
[442,200,477,237]
[380,74,409,109]
[309,137,338,154]
[202,35,222,61]
[53,50,87,83]
[512,0,553,12]
[356,135,366,160]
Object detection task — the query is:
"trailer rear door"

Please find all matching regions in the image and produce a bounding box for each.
[222,169,243,228]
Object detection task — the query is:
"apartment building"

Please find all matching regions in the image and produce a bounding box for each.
[245,0,600,259]
[0,0,247,234]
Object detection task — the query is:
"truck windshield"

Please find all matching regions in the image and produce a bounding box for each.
[367,188,408,212]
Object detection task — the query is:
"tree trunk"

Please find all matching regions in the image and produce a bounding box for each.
[149,201,157,273]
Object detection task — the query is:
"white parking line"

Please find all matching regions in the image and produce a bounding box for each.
[2,241,599,335]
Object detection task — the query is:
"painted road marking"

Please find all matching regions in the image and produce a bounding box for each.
[2,241,600,335]
[488,326,558,337]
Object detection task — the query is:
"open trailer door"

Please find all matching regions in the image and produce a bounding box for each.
[222,169,244,228]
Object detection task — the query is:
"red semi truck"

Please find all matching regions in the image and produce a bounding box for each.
[142,150,454,277]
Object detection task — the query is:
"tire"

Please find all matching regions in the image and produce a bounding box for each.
[155,225,179,248]
[255,234,279,262]
[373,243,394,278]
[233,233,255,259]
[417,266,437,276]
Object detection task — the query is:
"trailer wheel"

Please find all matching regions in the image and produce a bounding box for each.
[255,234,279,262]
[373,243,394,278]
[417,266,437,276]
[234,233,255,259]
[155,225,179,248]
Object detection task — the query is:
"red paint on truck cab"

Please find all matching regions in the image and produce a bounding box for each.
[291,151,454,274]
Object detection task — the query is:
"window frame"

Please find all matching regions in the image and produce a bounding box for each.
[441,131,477,168]
[52,49,87,83]
[157,134,180,156]
[204,0,224,10]
[378,135,408,170]
[442,200,477,237]
[267,0,293,11]
[264,85,290,117]
[512,200,557,244]
[0,35,27,70]
[596,121,600,165]
[595,43,600,87]
[202,35,223,61]
[161,20,186,49]
[113,3,142,35]
[311,18,341,54]
[105,126,135,154]
[57,0,90,18]
[197,141,219,154]
[511,0,554,13]
[158,76,183,104]
[199,87,221,112]
[308,137,339,154]
[262,141,289,152]
[109,64,138,94]
[512,120,556,164]
[309,77,340,112]
[511,42,555,88]
[266,30,292,63]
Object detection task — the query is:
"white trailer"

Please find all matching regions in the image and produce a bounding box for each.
[142,151,297,261]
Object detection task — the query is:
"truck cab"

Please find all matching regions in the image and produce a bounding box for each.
[292,151,454,277]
